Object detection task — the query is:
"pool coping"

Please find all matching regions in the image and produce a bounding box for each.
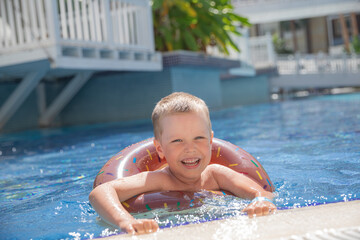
[98,200,360,240]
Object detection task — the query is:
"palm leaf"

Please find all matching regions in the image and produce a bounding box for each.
[183,31,198,51]
[153,0,249,54]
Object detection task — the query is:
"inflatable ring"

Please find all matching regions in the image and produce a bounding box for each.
[93,138,275,213]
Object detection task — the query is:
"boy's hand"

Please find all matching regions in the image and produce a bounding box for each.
[120,219,159,235]
[243,197,277,218]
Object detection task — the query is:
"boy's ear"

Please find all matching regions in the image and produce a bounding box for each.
[153,139,165,159]
[210,131,214,144]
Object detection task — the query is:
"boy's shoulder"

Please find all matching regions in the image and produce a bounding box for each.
[205,163,228,172]
[146,167,171,180]
[148,167,179,187]
[204,164,234,179]
[201,164,227,180]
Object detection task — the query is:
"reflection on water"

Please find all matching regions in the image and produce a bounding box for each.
[133,195,248,229]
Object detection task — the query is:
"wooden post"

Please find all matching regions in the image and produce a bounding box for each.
[305,19,312,53]
[290,21,298,53]
[339,14,350,53]
[350,13,359,38]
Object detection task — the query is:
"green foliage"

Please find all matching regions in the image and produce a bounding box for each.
[351,36,360,54]
[152,0,250,54]
[272,33,293,54]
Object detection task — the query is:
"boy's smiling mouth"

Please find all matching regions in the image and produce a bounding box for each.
[181,158,201,168]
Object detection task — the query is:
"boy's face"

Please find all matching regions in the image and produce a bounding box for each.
[154,111,213,183]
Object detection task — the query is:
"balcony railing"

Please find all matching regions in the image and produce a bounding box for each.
[0,0,160,131]
[0,0,155,55]
[231,0,360,24]
[277,54,360,75]
[232,0,299,6]
[232,0,348,7]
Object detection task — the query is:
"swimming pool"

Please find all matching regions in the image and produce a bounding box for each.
[1,93,359,239]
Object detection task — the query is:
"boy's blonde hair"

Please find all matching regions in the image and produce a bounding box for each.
[152,92,211,140]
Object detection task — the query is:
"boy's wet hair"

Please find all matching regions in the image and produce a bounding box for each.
[152,92,211,140]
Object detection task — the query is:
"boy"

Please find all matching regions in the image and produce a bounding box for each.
[89,92,276,235]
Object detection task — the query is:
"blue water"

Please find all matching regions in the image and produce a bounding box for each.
[0,93,359,239]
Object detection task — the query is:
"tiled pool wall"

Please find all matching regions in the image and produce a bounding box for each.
[0,53,271,133]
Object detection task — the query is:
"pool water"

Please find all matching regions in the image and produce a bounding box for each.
[0,93,359,239]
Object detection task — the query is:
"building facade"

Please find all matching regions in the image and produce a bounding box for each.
[233,0,360,54]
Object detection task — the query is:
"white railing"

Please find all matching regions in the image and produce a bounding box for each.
[232,0,296,6]
[206,31,275,69]
[248,33,276,68]
[207,30,360,75]
[231,0,343,7]
[0,0,154,54]
[277,54,360,75]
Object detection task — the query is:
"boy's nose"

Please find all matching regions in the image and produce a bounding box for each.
[184,142,196,152]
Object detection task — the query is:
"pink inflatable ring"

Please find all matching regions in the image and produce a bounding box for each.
[93,138,275,213]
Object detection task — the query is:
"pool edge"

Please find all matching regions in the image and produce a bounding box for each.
[97,200,360,240]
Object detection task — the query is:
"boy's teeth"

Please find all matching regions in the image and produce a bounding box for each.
[182,158,197,163]
[181,159,200,165]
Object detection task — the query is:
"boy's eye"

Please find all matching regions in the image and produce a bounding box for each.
[195,136,205,140]
[171,139,182,143]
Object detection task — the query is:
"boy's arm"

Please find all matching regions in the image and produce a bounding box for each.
[89,171,163,234]
[210,164,276,217]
